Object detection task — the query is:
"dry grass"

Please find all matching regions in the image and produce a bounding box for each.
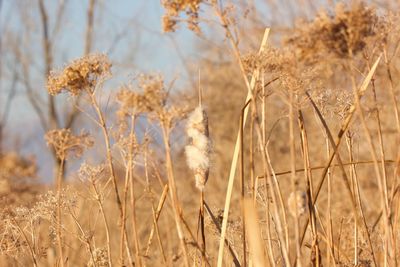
[2,1,400,266]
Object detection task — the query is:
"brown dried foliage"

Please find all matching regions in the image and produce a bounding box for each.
[286,2,385,60]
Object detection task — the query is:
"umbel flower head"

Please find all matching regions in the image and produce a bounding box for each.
[185,106,210,191]
[47,53,111,96]
[45,129,94,160]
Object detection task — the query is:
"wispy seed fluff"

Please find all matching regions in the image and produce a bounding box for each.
[185,106,210,191]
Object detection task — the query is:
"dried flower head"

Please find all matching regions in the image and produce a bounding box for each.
[88,247,109,267]
[33,188,77,224]
[116,75,167,117]
[47,54,111,96]
[288,190,307,217]
[45,129,94,160]
[185,106,210,191]
[78,162,107,184]
[116,88,147,118]
[286,2,381,60]
[117,74,186,129]
[161,0,204,33]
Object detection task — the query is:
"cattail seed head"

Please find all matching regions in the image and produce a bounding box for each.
[185,106,210,191]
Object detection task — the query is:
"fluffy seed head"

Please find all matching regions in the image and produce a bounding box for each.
[185,106,210,191]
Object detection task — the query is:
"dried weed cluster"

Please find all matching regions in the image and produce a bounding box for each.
[45,129,94,160]
[286,3,384,60]
[47,54,111,96]
[117,74,187,129]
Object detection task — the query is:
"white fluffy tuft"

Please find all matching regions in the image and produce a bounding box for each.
[185,106,210,191]
[185,145,209,170]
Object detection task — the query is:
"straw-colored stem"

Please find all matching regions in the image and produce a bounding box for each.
[56,157,65,267]
[297,108,320,266]
[88,91,123,219]
[305,89,378,265]
[145,184,168,256]
[199,190,206,267]
[348,59,393,265]
[161,125,190,267]
[239,107,247,266]
[91,181,112,267]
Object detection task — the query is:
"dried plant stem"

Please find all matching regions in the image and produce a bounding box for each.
[129,118,141,267]
[90,180,112,267]
[323,131,334,267]
[88,91,123,217]
[265,146,289,253]
[213,6,290,263]
[265,196,276,267]
[203,201,240,267]
[347,133,357,264]
[199,191,206,267]
[305,89,378,266]
[288,89,301,265]
[12,218,38,267]
[297,108,320,266]
[142,153,165,265]
[120,143,130,265]
[145,184,168,256]
[383,50,400,136]
[151,203,167,264]
[257,159,396,179]
[384,49,400,197]
[251,100,291,266]
[129,161,141,267]
[261,74,277,267]
[249,108,255,202]
[239,107,247,266]
[180,214,212,267]
[119,115,141,266]
[368,62,389,206]
[349,63,394,265]
[312,208,338,265]
[384,49,400,259]
[68,209,97,267]
[244,198,267,267]
[297,58,380,259]
[161,126,190,267]
[56,158,65,267]
[213,24,271,267]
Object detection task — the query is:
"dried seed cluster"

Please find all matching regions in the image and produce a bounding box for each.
[47,54,111,96]
[45,129,94,160]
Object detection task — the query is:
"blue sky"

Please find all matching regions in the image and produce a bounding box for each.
[0,0,201,122]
